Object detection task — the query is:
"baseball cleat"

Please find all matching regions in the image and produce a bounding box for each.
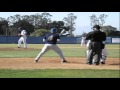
[62,60,68,63]
[94,63,99,65]
[34,60,38,63]
[86,62,92,65]
[101,61,105,64]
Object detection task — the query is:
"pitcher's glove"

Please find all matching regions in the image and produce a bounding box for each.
[18,33,22,36]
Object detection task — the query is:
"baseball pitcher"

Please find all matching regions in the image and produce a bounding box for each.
[35,28,68,63]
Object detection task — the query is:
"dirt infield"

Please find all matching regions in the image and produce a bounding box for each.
[0,57,119,70]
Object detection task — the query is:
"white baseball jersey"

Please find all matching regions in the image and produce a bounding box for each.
[21,30,27,36]
[81,36,86,46]
[18,30,27,48]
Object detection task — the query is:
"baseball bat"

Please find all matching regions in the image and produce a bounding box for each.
[59,29,66,36]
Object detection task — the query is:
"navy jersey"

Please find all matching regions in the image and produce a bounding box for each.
[44,33,60,44]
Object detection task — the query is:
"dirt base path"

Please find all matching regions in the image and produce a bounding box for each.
[0,57,119,70]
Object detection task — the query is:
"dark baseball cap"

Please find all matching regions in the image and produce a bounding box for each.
[93,25,100,29]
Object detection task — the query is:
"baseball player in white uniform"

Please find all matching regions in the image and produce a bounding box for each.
[100,41,108,64]
[81,36,86,47]
[18,29,27,48]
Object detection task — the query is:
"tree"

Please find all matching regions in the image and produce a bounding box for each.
[7,14,21,26]
[101,25,120,36]
[90,14,108,30]
[63,13,77,37]
[8,26,18,36]
[10,13,52,30]
[0,17,6,21]
[13,20,34,35]
[98,14,108,26]
[90,14,98,30]
[0,19,9,36]
[21,15,31,23]
[30,29,49,37]
[49,21,65,33]
[29,14,42,29]
[28,12,52,29]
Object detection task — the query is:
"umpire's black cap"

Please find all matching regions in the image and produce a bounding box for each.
[93,25,100,29]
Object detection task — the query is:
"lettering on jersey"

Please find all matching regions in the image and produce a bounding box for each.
[48,35,53,41]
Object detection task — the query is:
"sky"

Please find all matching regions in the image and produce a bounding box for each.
[0,12,119,35]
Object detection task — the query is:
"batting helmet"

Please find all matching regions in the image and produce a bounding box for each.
[51,28,57,33]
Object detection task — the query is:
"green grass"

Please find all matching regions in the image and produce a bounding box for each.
[0,69,119,78]
[106,44,119,49]
[0,44,119,58]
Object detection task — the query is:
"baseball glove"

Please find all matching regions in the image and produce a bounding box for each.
[18,33,21,36]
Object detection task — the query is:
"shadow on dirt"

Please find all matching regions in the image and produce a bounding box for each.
[109,63,120,65]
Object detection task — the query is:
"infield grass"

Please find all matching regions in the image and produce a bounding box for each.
[0,44,119,58]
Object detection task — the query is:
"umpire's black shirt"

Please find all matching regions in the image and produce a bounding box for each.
[86,30,106,42]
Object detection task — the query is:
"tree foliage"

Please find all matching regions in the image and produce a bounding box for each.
[63,13,77,37]
[0,19,9,35]
[0,12,72,36]
[1,13,119,37]
[90,14,108,29]
[30,29,49,37]
[89,14,119,36]
[101,25,120,36]
[13,20,34,35]
[49,21,65,33]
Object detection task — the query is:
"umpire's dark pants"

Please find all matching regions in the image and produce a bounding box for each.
[86,42,102,65]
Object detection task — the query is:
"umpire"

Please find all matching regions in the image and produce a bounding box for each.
[86,25,106,65]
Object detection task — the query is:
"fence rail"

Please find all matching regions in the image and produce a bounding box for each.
[0,36,119,44]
